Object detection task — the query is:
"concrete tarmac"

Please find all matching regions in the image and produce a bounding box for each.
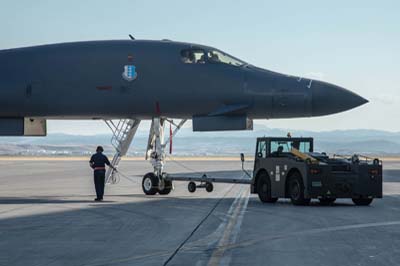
[0,159,400,266]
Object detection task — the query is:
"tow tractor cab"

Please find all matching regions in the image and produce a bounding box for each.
[251,137,383,206]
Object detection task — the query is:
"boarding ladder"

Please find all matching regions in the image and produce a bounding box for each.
[104,119,141,184]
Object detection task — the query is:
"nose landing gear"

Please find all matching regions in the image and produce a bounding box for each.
[142,172,174,195]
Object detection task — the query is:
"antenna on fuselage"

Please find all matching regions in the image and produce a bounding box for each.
[129,34,135,40]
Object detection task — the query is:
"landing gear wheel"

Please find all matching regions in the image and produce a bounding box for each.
[205,182,214,193]
[142,173,159,195]
[319,198,336,205]
[257,172,278,203]
[288,173,310,205]
[158,179,173,195]
[188,182,196,193]
[352,198,373,206]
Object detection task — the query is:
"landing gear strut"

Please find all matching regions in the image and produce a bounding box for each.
[143,117,186,195]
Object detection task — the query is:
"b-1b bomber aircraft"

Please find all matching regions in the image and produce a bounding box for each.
[0,38,368,194]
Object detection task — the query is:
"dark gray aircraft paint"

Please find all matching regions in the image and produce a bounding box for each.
[0,39,367,132]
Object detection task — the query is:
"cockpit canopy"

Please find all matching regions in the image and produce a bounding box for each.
[180,48,246,67]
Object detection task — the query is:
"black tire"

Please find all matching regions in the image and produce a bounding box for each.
[288,172,310,205]
[256,172,278,203]
[319,198,336,205]
[142,172,159,195]
[188,182,196,193]
[352,198,373,206]
[159,180,173,195]
[205,182,214,193]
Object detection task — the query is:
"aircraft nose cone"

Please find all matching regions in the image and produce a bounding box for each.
[311,81,368,116]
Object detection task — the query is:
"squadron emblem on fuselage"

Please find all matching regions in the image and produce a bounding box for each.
[122,65,137,82]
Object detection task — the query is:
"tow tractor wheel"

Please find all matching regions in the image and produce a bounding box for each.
[352,198,373,206]
[142,172,159,195]
[257,172,278,203]
[158,179,173,195]
[288,173,310,206]
[319,198,336,205]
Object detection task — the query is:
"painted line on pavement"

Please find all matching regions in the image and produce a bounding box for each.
[208,185,250,266]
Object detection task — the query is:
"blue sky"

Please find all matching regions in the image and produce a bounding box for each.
[1,0,399,134]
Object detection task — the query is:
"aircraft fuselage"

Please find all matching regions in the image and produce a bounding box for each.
[0,40,367,120]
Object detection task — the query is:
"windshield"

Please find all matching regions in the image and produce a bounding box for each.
[207,50,245,67]
[270,140,312,154]
[181,48,246,67]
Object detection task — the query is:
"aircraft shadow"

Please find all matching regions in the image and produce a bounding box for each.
[0,191,392,266]
[0,196,242,266]
[0,197,96,204]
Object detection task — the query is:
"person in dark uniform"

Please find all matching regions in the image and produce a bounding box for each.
[89,146,114,201]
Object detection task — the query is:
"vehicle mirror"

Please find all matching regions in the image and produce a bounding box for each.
[257,152,263,158]
[240,153,245,162]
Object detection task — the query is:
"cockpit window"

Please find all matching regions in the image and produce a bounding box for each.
[207,50,245,67]
[181,49,206,64]
[181,48,245,66]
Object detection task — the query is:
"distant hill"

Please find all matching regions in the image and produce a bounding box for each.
[0,125,399,156]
